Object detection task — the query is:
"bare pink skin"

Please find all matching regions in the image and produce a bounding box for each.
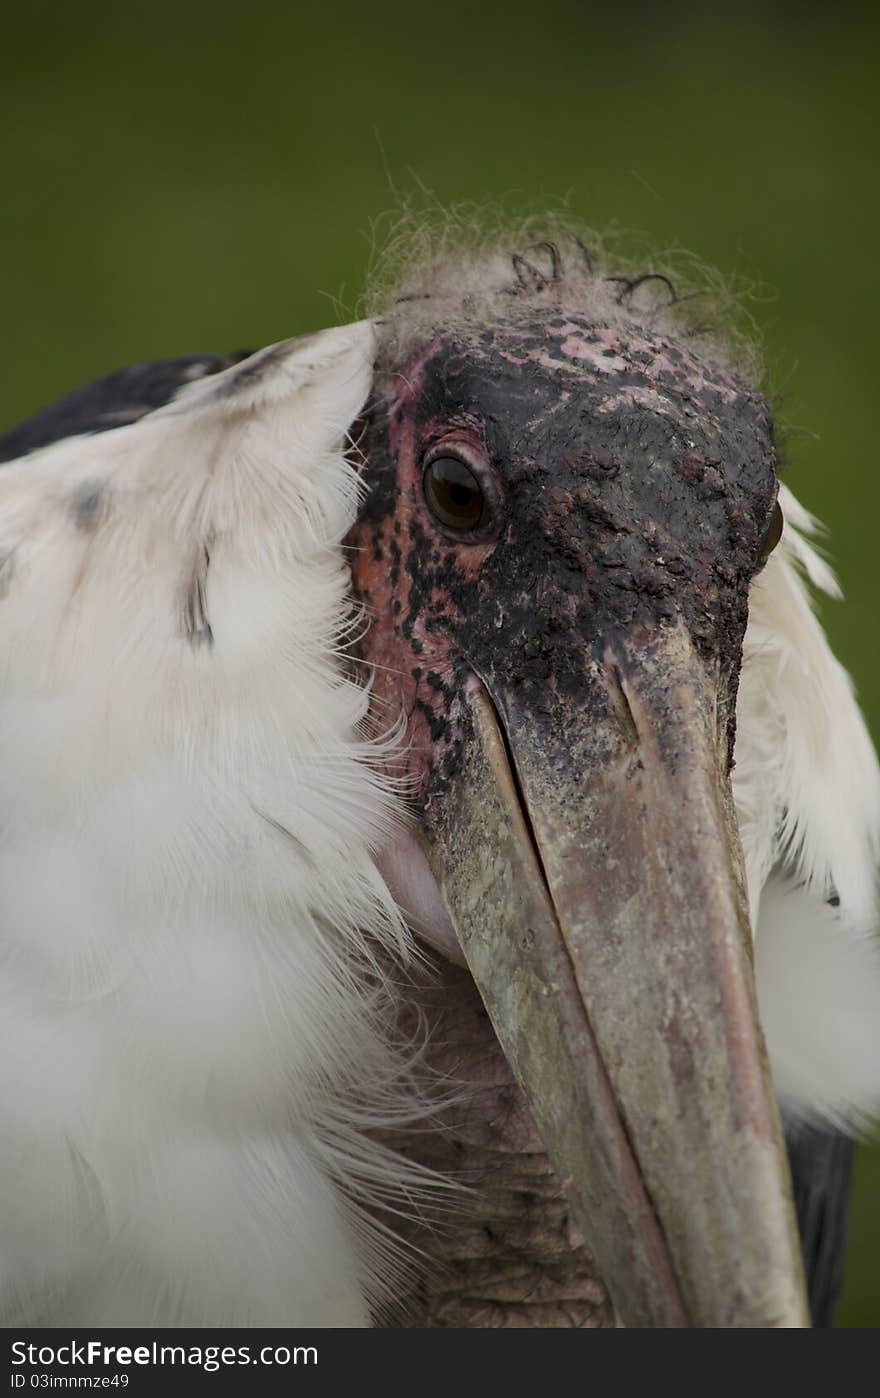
[350,342,494,959]
[374,828,464,965]
[351,346,495,788]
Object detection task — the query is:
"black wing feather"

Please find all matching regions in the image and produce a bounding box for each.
[785,1121,855,1327]
[0,351,251,463]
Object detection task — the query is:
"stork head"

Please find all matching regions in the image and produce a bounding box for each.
[349,250,808,1326]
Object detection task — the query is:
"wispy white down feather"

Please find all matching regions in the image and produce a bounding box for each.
[0,324,429,1327]
[736,485,880,1126]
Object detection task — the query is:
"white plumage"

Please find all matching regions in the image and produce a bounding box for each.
[0,325,423,1325]
[0,316,877,1326]
[737,485,880,1125]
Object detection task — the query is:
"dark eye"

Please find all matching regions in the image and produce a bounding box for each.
[423,455,489,533]
[758,499,784,566]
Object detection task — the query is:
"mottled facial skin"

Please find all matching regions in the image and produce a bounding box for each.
[350,305,778,806]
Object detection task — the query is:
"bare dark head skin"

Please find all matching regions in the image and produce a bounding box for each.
[348,300,806,1328]
[351,307,778,806]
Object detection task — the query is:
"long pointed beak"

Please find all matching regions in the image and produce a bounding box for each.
[421,621,809,1327]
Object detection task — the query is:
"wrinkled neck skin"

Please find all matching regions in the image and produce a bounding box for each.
[376,957,616,1327]
[347,306,778,1325]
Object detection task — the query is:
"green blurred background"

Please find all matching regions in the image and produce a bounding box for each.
[1,0,877,1325]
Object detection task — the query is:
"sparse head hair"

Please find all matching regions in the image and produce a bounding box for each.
[363,207,763,387]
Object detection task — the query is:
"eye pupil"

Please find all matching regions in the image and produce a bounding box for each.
[423,455,488,532]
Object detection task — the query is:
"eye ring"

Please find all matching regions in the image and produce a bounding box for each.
[422,448,498,537]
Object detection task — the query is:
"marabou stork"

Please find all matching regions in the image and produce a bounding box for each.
[0,235,878,1329]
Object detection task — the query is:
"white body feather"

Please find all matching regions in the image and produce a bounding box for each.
[0,325,877,1326]
[736,484,880,1125]
[0,326,417,1326]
